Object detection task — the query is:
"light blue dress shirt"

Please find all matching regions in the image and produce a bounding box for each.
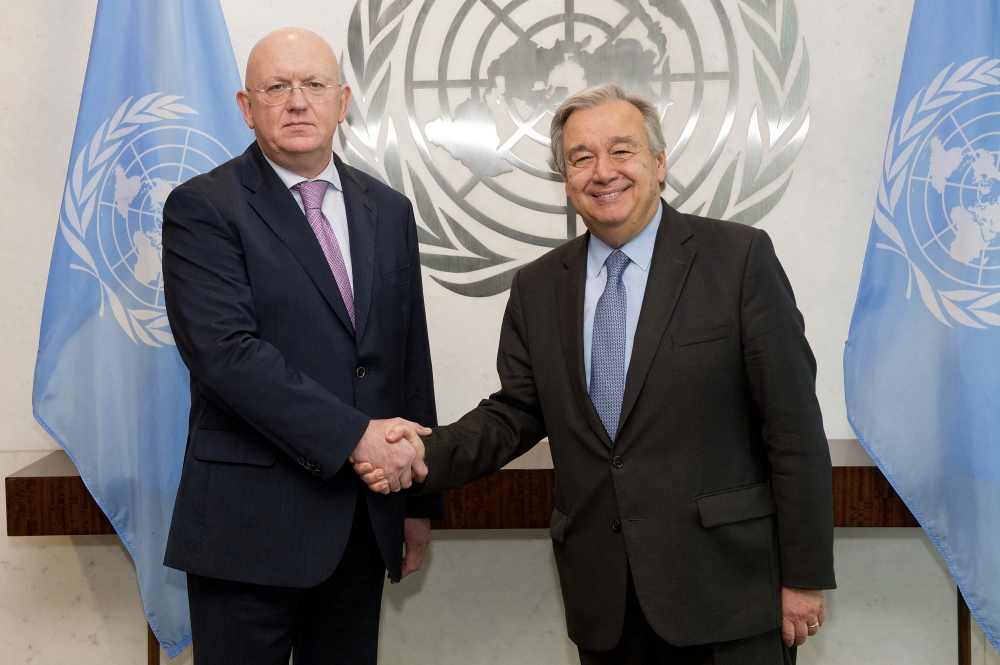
[264,153,354,293]
[584,202,663,391]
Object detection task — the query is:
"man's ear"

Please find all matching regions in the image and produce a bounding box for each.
[338,85,353,124]
[236,90,255,130]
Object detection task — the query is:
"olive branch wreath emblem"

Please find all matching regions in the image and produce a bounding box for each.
[693,0,809,224]
[59,93,197,346]
[339,0,810,295]
[872,57,1000,329]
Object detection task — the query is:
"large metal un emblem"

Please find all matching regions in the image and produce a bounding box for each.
[59,94,233,345]
[875,57,1000,328]
[340,0,810,296]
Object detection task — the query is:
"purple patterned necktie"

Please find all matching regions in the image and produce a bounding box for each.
[293,180,355,327]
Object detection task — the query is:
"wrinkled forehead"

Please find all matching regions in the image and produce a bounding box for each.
[563,101,647,146]
[247,36,339,85]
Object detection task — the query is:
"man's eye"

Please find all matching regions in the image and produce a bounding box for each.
[305,82,325,90]
[268,84,288,92]
[574,156,593,166]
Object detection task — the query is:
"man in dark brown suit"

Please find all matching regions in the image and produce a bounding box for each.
[357,83,835,665]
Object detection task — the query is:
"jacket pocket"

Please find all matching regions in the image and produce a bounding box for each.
[191,428,277,467]
[381,264,410,287]
[696,483,776,528]
[671,322,733,347]
[550,507,568,543]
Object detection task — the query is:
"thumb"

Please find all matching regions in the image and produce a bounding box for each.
[385,425,409,443]
[397,418,433,437]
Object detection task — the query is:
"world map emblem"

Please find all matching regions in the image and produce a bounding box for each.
[875,57,1000,328]
[60,94,233,346]
[339,0,811,296]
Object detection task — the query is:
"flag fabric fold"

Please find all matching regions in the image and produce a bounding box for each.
[32,0,250,655]
[845,0,1000,650]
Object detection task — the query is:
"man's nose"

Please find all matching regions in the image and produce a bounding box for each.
[592,153,617,183]
[285,87,309,110]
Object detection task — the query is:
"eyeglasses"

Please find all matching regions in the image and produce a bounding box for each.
[246,82,343,105]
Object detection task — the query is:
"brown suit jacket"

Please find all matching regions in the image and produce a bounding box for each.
[422,202,835,650]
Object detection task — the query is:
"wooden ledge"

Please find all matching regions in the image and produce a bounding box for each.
[5,451,115,536]
[6,451,917,537]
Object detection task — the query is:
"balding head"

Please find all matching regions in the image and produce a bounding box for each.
[245,28,339,90]
[236,27,351,178]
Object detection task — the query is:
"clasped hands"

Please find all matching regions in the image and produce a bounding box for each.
[349,418,429,493]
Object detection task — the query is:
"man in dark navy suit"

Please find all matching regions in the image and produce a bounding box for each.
[161,28,438,664]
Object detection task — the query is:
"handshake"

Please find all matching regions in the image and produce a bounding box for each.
[348,418,431,493]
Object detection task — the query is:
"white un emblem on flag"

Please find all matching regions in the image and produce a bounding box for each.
[875,57,1000,328]
[60,94,233,346]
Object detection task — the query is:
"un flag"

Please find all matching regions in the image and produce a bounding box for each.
[846,0,1000,651]
[32,0,251,655]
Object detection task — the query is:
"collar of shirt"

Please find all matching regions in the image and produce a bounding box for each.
[262,153,344,194]
[587,201,663,278]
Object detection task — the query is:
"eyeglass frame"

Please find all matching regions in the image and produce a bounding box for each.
[245,81,345,105]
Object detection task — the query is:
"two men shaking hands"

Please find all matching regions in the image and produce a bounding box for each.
[162,26,833,665]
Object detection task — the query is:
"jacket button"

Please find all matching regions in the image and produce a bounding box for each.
[612,519,621,533]
[356,366,366,378]
[313,468,321,475]
[297,458,305,466]
[611,456,624,469]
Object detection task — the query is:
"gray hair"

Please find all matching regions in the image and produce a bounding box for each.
[549,83,667,191]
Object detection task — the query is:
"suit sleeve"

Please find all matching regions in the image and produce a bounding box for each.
[740,229,836,590]
[421,269,548,494]
[162,184,370,481]
[399,199,444,519]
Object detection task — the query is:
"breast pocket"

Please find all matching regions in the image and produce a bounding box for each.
[381,264,410,287]
[671,322,733,348]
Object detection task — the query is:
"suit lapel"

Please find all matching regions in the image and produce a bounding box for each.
[617,203,695,434]
[244,144,355,336]
[555,235,614,449]
[336,154,377,343]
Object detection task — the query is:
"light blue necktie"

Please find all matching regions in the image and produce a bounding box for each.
[590,250,630,441]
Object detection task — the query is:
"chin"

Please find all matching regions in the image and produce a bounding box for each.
[277,140,322,155]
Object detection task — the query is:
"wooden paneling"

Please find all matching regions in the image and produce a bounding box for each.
[5,452,115,537]
[434,466,918,529]
[432,469,555,530]
[6,451,917,535]
[831,466,918,527]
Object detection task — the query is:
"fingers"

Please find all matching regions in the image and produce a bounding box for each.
[411,455,429,483]
[793,620,808,646]
[401,518,430,579]
[401,546,420,579]
[351,461,389,493]
[399,458,413,490]
[781,619,795,648]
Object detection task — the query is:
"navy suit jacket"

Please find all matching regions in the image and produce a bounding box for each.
[161,143,440,586]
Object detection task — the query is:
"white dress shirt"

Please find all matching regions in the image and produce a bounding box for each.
[263,153,354,293]
[583,202,663,391]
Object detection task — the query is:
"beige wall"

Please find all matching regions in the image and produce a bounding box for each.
[2,0,996,662]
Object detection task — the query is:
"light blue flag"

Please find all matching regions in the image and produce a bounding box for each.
[32,0,250,656]
[845,0,1000,650]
